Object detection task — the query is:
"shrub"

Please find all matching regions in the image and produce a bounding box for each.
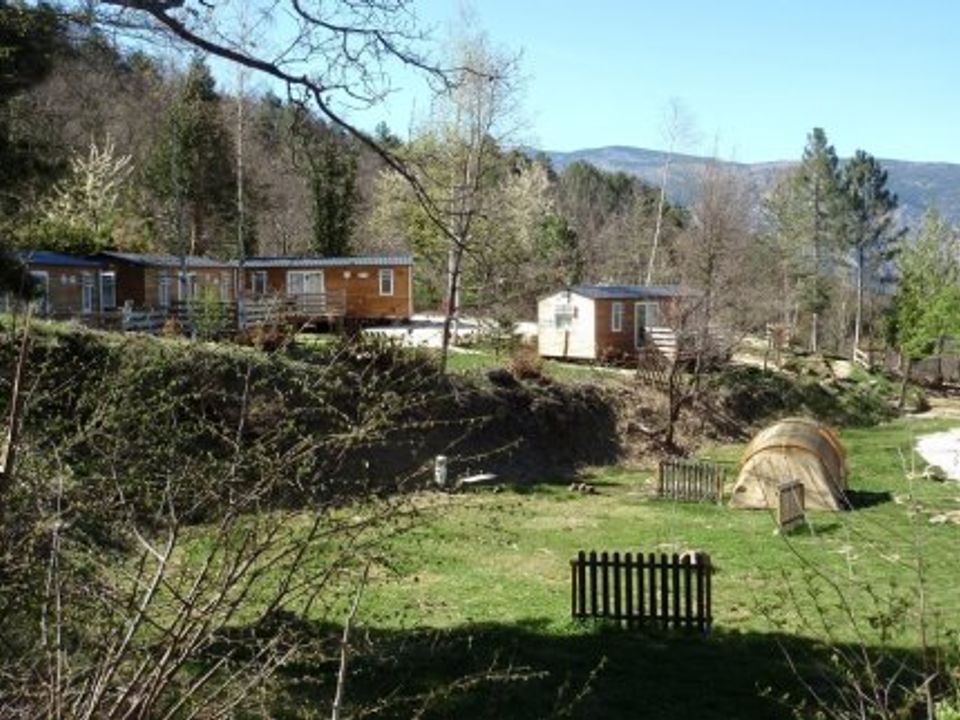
[192,286,229,340]
[508,344,544,380]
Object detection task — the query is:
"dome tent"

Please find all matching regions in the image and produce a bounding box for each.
[730,418,848,511]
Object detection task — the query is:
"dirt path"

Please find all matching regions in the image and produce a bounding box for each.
[912,395,960,420]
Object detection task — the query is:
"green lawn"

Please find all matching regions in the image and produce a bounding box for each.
[357,418,960,636]
[446,346,632,386]
[207,417,960,718]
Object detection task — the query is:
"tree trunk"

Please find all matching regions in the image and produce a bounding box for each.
[235,76,246,331]
[0,312,31,498]
[852,244,864,359]
[898,351,912,411]
[439,243,465,374]
[811,312,819,354]
[644,157,671,285]
[934,337,945,388]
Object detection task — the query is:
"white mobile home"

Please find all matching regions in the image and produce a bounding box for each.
[537,285,687,362]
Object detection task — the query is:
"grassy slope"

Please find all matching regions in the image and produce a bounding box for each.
[361,419,960,637]
[446,347,633,387]
[262,418,960,718]
[10,321,954,717]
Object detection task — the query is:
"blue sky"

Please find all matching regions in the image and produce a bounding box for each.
[357,0,959,163]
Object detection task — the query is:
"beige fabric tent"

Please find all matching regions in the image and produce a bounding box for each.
[730,418,848,511]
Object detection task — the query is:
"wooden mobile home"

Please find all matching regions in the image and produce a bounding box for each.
[240,256,413,322]
[537,285,688,362]
[13,251,116,317]
[94,252,234,310]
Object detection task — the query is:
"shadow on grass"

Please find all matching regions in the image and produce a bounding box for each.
[212,613,924,720]
[844,489,894,509]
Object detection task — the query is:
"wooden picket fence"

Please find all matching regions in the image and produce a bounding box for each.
[777,480,806,532]
[570,550,712,632]
[657,459,726,503]
[636,366,669,389]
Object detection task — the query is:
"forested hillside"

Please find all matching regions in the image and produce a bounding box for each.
[3,2,956,363]
[546,145,960,228]
[0,7,685,319]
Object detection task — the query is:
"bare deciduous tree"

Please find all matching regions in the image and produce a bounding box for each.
[644,98,697,285]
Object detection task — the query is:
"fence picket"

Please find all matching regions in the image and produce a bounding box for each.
[624,552,634,625]
[577,551,587,617]
[637,552,645,624]
[589,551,598,617]
[601,552,610,617]
[657,459,725,503]
[671,553,681,626]
[659,553,669,628]
[612,552,622,620]
[570,550,712,632]
[648,553,657,624]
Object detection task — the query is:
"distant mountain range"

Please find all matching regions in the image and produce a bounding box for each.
[543,146,960,230]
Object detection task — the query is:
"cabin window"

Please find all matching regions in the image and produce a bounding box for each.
[252,271,267,296]
[81,273,94,314]
[158,275,172,308]
[611,301,624,332]
[100,272,116,310]
[379,269,394,296]
[219,271,233,301]
[638,301,659,326]
[554,303,575,330]
[287,270,324,296]
[178,273,199,301]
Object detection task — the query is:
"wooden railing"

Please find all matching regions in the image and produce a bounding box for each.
[8,289,350,335]
[122,307,168,333]
[285,290,347,318]
[571,550,713,632]
[657,459,726,504]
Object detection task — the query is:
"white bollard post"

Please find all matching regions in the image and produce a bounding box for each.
[434,455,448,488]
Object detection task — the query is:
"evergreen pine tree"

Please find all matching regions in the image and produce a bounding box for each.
[796,127,846,352]
[307,128,358,257]
[842,150,902,354]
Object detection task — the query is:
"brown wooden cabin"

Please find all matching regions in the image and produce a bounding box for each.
[11,251,117,317]
[239,256,413,322]
[537,285,690,362]
[93,251,234,310]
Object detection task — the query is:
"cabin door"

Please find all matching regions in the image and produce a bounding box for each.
[81,273,94,314]
[634,301,659,349]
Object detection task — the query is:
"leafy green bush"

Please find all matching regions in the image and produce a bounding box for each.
[191,285,229,340]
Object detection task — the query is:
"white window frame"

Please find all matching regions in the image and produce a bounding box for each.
[158,275,172,309]
[554,303,575,330]
[286,270,324,296]
[219,271,233,302]
[100,271,117,311]
[177,272,199,302]
[81,273,94,314]
[611,301,624,332]
[379,268,394,296]
[252,270,268,296]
